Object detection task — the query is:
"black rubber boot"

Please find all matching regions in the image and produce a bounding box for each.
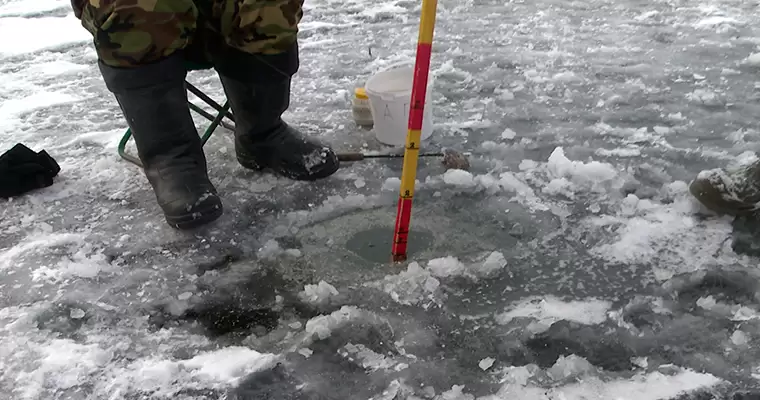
[211,44,339,181]
[99,54,223,229]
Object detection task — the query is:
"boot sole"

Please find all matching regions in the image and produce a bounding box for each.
[165,200,224,230]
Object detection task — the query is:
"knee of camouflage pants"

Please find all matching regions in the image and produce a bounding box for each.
[71,0,198,68]
[202,0,303,81]
[211,0,303,55]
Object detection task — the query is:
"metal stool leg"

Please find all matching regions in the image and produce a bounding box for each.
[117,128,143,167]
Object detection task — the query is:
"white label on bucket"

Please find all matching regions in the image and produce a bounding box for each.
[382,102,410,120]
[382,102,411,120]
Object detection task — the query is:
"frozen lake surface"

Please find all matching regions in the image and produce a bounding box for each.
[2,0,760,398]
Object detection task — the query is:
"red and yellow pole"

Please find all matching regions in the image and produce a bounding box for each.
[391,0,439,262]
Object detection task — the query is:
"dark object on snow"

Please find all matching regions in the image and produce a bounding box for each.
[442,148,471,171]
[0,143,61,198]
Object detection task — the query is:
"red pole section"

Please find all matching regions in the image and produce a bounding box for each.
[391,0,439,262]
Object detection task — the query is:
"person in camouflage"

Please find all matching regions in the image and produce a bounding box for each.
[70,0,339,229]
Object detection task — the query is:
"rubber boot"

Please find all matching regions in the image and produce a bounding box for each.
[98,54,223,229]
[689,159,760,216]
[211,44,339,181]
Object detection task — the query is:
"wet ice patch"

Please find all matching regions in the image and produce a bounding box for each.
[495,296,612,333]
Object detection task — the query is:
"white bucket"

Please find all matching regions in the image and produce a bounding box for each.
[364,62,434,146]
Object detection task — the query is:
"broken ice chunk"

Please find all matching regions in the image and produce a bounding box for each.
[479,357,495,371]
[299,280,339,306]
[442,169,475,187]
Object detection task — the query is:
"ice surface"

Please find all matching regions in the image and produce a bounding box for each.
[299,280,340,306]
[495,296,612,332]
[0,14,90,56]
[745,53,760,66]
[365,262,442,307]
[546,355,596,381]
[304,306,365,341]
[478,357,495,371]
[501,128,516,140]
[547,147,618,187]
[442,169,476,187]
[179,347,278,384]
[2,0,760,397]
[0,0,68,17]
[483,369,721,399]
[426,252,507,280]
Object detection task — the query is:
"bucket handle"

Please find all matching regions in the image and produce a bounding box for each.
[377,60,415,73]
[366,60,433,101]
[378,60,435,91]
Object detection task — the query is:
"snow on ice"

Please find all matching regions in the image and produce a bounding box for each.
[2,0,760,398]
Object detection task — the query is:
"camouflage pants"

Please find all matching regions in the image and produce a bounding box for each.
[70,0,303,68]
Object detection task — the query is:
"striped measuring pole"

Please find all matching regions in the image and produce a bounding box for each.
[391,0,439,262]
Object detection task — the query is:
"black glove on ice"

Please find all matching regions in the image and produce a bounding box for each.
[0,143,61,199]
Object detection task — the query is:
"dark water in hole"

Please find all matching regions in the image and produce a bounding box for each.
[345,226,435,264]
